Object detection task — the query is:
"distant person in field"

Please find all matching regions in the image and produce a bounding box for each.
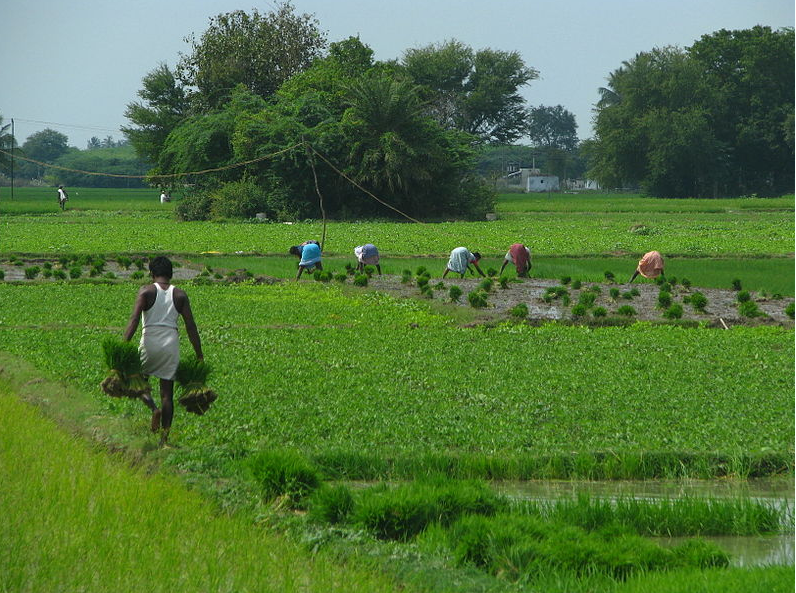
[289,240,322,280]
[159,191,171,203]
[123,256,203,447]
[57,185,68,210]
[629,250,665,283]
[354,243,381,275]
[499,243,532,277]
[443,246,485,279]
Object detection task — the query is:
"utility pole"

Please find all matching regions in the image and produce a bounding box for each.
[10,118,14,200]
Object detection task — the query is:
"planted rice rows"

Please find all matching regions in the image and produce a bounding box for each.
[0,283,791,480]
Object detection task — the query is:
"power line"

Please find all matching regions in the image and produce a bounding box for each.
[10,118,122,134]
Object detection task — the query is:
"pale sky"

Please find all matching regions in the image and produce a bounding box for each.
[1,0,792,149]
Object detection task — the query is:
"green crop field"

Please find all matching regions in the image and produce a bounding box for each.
[1,187,793,592]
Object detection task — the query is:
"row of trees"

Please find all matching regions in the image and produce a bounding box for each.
[0,125,149,188]
[122,3,569,220]
[587,25,794,198]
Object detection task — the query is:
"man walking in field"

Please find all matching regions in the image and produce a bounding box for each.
[123,256,204,446]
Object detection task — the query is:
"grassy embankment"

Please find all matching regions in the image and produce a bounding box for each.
[0,371,403,593]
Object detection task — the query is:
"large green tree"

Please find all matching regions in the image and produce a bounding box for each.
[176,2,326,109]
[122,63,189,167]
[16,129,69,180]
[527,105,578,151]
[402,40,538,144]
[590,27,794,197]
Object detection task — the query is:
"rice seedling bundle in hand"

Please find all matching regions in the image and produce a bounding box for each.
[175,357,217,415]
[100,336,151,398]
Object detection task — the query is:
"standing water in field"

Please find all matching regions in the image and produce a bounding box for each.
[494,479,794,567]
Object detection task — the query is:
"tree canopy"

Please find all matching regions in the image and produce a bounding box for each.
[589,26,794,197]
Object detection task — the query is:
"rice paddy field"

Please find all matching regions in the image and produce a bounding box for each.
[0,187,793,592]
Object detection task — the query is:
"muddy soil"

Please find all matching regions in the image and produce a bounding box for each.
[362,274,795,328]
[3,258,793,328]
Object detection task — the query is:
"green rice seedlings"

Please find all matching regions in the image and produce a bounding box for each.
[663,303,683,319]
[560,276,571,285]
[0,270,4,280]
[690,291,708,312]
[468,290,488,308]
[415,266,427,277]
[738,300,762,318]
[433,281,445,291]
[609,287,620,300]
[486,267,498,277]
[616,305,637,317]
[592,306,607,318]
[345,263,355,276]
[657,291,672,309]
[479,278,494,292]
[571,279,582,290]
[577,291,596,308]
[509,303,528,319]
[131,271,145,280]
[334,272,347,283]
[69,266,82,279]
[309,484,354,524]
[134,258,146,271]
[731,278,742,291]
[43,262,52,270]
[401,269,412,283]
[785,303,794,319]
[659,281,672,293]
[667,276,677,286]
[621,291,634,300]
[214,273,224,279]
[604,270,615,283]
[53,269,66,280]
[317,271,333,283]
[247,449,321,507]
[175,356,217,415]
[419,284,434,298]
[630,287,640,297]
[312,270,322,281]
[416,275,430,289]
[561,294,571,306]
[58,255,69,267]
[24,266,40,279]
[353,274,368,287]
[736,290,751,303]
[772,293,783,300]
[100,336,150,398]
[571,304,588,317]
[499,276,509,290]
[104,272,117,279]
[363,265,377,278]
[681,277,692,289]
[42,269,53,279]
[588,284,601,294]
[449,285,463,302]
[116,256,132,269]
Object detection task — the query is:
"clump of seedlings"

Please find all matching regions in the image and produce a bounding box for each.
[731,278,742,291]
[577,291,596,308]
[592,307,607,318]
[604,270,615,283]
[43,269,53,279]
[681,277,692,289]
[509,303,528,319]
[571,279,582,290]
[363,265,377,278]
[100,336,151,398]
[401,269,412,284]
[499,276,509,289]
[116,256,132,270]
[334,273,347,283]
[53,269,66,280]
[468,290,488,308]
[560,276,571,285]
[24,266,40,279]
[353,274,368,287]
[449,285,463,302]
[785,303,794,319]
[543,285,569,304]
[415,266,428,276]
[616,305,637,317]
[420,284,434,299]
[571,304,588,317]
[657,291,672,309]
[663,303,683,319]
[134,258,146,271]
[175,356,218,415]
[345,263,356,276]
[736,290,751,303]
[689,291,708,312]
[478,278,494,292]
[43,262,52,270]
[69,266,82,279]
[621,290,634,300]
[609,288,620,300]
[738,300,762,318]
[486,267,498,277]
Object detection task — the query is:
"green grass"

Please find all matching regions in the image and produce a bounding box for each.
[0,386,402,593]
[0,283,791,481]
[0,186,172,213]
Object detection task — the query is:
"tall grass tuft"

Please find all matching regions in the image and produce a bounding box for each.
[247,449,321,506]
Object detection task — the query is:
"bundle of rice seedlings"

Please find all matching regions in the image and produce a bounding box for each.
[175,356,217,415]
[100,336,150,398]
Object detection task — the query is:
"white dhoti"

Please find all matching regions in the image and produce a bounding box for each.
[140,326,179,380]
